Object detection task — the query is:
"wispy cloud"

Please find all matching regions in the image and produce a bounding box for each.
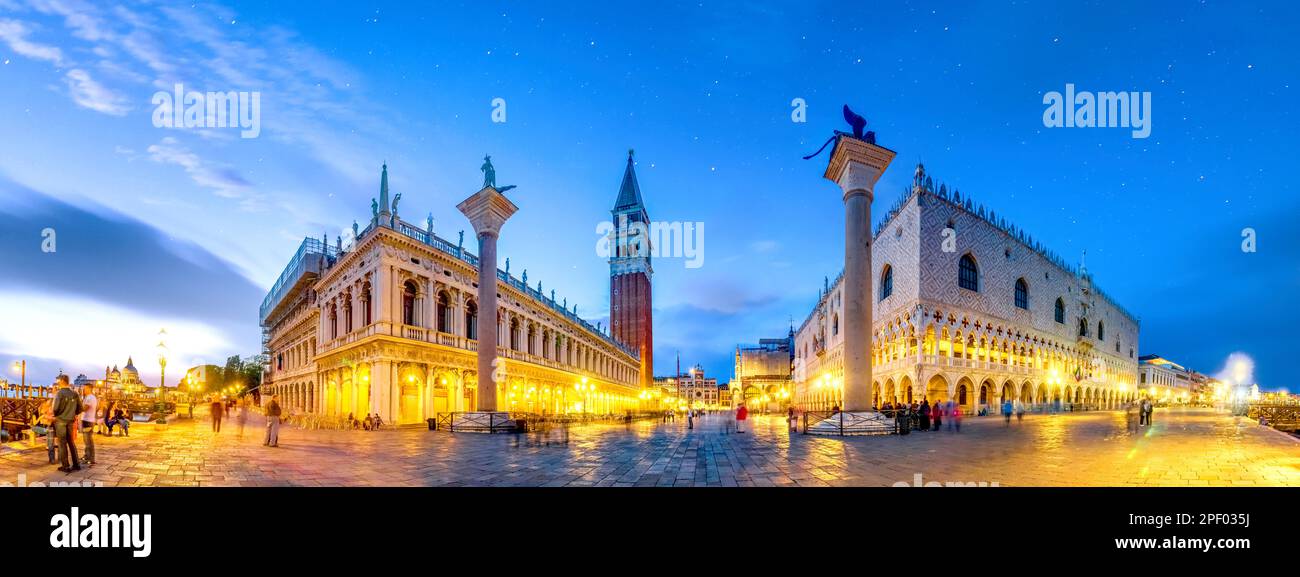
[146,136,251,199]
[63,68,129,115]
[0,18,64,65]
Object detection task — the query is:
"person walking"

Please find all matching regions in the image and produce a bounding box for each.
[1002,398,1013,426]
[1143,399,1154,426]
[1125,401,1138,432]
[787,406,798,433]
[945,400,956,432]
[264,394,282,447]
[1015,399,1025,423]
[735,403,748,434]
[919,399,932,431]
[210,396,224,433]
[51,375,82,473]
[38,395,56,464]
[237,398,249,438]
[79,382,98,467]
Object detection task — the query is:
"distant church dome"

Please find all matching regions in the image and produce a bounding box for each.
[122,356,139,378]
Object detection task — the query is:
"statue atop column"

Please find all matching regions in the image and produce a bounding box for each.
[481,155,496,188]
[426,213,434,238]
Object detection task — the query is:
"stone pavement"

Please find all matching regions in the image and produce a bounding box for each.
[1,407,1297,487]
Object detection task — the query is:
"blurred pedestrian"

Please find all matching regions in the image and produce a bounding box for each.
[920,399,931,431]
[945,400,955,432]
[1001,398,1013,426]
[210,396,224,433]
[1015,399,1025,423]
[264,394,282,447]
[735,403,748,433]
[37,395,55,464]
[237,398,249,438]
[951,401,962,432]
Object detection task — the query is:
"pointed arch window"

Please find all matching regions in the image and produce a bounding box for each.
[1054,298,1065,324]
[958,254,979,291]
[879,265,894,301]
[1014,278,1028,310]
[1098,320,1105,341]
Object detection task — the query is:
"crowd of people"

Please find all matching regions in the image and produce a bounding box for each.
[346,412,385,430]
[877,399,967,433]
[31,374,128,473]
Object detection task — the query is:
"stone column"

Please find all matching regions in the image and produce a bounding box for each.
[824,137,895,412]
[457,185,519,412]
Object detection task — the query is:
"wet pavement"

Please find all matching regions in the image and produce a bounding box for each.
[1,407,1297,487]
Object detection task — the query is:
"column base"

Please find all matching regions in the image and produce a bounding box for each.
[804,411,895,436]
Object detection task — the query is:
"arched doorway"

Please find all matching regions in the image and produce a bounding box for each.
[926,374,949,404]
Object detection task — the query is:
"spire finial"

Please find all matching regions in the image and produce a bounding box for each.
[628,148,634,160]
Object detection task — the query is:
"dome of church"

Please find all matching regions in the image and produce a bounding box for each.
[121,357,140,379]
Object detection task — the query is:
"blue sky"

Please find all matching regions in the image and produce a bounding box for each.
[0,1,1295,390]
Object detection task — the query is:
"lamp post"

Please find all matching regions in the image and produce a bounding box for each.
[12,360,25,398]
[157,328,168,409]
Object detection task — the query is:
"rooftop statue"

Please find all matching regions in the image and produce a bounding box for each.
[392,192,402,214]
[371,198,379,218]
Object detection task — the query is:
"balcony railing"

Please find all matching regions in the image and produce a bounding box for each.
[872,353,1038,375]
[315,321,634,386]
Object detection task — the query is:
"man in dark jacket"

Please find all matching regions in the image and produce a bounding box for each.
[51,375,82,472]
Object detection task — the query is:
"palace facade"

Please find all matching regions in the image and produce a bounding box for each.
[260,160,649,425]
[794,164,1141,414]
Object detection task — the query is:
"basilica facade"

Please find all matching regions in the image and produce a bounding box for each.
[261,161,648,425]
[794,164,1141,414]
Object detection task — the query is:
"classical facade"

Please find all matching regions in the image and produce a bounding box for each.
[794,164,1141,414]
[732,336,794,410]
[261,163,644,425]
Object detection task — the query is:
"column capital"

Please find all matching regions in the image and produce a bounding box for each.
[824,136,896,202]
[456,186,519,238]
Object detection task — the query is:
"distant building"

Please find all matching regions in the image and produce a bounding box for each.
[733,335,794,410]
[1137,354,1222,404]
[103,357,146,393]
[654,365,722,409]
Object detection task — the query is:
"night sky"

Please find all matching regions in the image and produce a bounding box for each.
[0,1,1295,390]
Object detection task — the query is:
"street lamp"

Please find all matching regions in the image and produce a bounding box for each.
[12,360,25,398]
[157,328,168,408]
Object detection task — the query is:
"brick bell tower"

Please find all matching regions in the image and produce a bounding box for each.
[609,149,654,389]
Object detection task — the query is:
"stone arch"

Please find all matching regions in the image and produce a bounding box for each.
[926,374,950,404]
[899,375,913,404]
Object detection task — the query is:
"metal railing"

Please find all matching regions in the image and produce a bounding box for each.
[801,410,898,436]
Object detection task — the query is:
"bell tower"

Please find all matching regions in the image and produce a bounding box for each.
[609,149,653,389]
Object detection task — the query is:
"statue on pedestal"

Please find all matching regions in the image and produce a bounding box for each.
[481,155,496,188]
[802,104,876,160]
